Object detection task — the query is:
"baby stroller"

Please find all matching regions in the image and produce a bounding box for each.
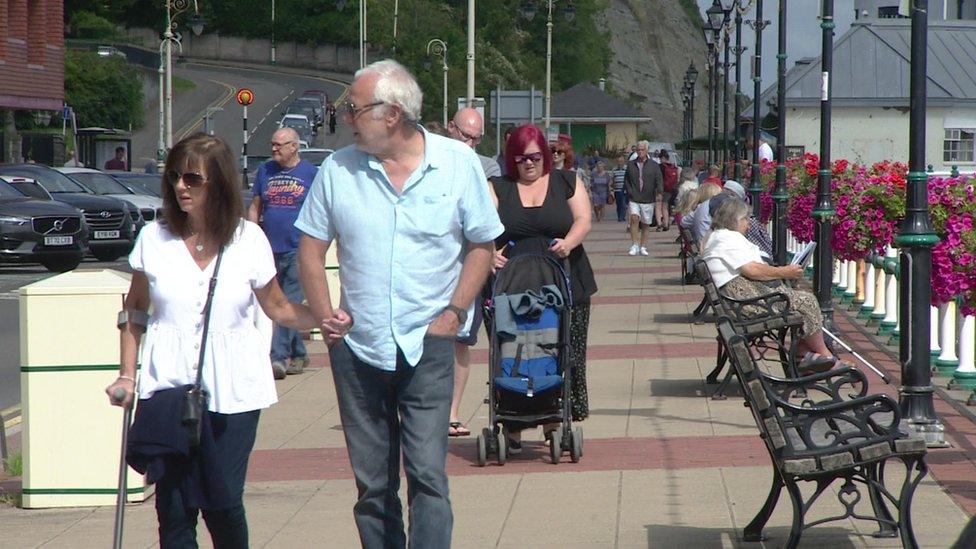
[475,240,582,465]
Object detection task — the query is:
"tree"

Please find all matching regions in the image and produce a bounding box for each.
[65,51,145,130]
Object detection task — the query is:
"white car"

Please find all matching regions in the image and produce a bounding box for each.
[299,148,334,166]
[56,167,163,223]
[279,114,314,144]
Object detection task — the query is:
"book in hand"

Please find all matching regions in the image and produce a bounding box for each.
[790,242,817,269]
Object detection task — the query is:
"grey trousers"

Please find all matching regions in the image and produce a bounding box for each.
[329,335,455,549]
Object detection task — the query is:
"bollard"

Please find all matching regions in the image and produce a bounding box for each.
[934,301,959,375]
[879,252,899,335]
[888,287,901,345]
[930,305,942,362]
[19,270,151,508]
[952,311,976,390]
[835,259,848,297]
[870,253,887,323]
[852,259,866,309]
[832,258,841,287]
[860,257,876,319]
[842,260,857,304]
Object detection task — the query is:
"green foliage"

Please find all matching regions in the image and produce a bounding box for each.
[68,10,121,40]
[65,51,145,130]
[2,453,21,477]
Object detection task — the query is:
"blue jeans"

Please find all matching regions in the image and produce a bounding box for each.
[271,251,307,362]
[329,335,455,549]
[154,410,260,549]
[614,190,628,221]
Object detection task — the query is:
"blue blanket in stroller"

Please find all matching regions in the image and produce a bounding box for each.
[495,285,565,398]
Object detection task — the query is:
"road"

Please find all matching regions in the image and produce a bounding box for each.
[0,62,353,414]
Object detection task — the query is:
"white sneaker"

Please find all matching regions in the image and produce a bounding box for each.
[640,247,649,256]
[628,244,639,256]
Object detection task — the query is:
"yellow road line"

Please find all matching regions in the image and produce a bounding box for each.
[175,78,237,141]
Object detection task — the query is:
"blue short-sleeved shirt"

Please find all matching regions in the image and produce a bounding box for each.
[295,128,504,371]
[253,159,317,253]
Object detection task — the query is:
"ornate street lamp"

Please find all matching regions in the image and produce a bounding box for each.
[772,0,788,265]
[717,1,732,175]
[158,0,204,170]
[703,25,717,166]
[895,0,946,446]
[812,0,835,330]
[681,83,692,166]
[519,1,576,132]
[732,1,746,182]
[747,0,769,218]
[426,39,449,127]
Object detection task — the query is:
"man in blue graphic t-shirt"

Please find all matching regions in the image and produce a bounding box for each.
[248,127,319,379]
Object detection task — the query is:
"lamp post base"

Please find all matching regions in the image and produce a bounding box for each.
[905,418,948,448]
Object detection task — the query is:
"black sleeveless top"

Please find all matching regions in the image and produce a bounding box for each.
[490,169,597,302]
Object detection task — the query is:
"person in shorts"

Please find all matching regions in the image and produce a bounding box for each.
[624,140,663,256]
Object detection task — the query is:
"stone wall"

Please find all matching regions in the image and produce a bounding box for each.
[123,28,361,74]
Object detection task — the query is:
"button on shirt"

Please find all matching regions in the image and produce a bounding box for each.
[130,220,279,413]
[295,128,504,371]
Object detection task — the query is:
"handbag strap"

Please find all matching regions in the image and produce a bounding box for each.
[193,249,224,390]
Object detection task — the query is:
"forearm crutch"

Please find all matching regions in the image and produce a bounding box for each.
[112,387,132,549]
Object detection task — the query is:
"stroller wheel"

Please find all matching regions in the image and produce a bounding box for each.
[496,430,507,465]
[570,426,583,463]
[476,432,488,467]
[549,426,563,464]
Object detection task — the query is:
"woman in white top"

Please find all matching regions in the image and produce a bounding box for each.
[105,133,350,547]
[674,167,700,205]
[701,199,838,371]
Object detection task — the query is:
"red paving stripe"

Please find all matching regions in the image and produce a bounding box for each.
[591,294,702,305]
[593,266,680,275]
[247,435,769,482]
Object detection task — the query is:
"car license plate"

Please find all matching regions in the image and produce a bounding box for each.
[94,230,120,239]
[44,236,73,246]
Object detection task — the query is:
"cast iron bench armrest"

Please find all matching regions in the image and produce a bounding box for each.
[761,366,870,404]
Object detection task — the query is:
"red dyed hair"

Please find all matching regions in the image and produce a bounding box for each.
[552,135,575,170]
[505,124,552,178]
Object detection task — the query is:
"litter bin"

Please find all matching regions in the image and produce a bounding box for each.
[19,269,152,508]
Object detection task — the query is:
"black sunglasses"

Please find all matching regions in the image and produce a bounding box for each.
[550,148,565,155]
[514,152,544,164]
[167,170,208,188]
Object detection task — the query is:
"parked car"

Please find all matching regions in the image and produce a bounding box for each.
[299,148,334,166]
[107,171,162,198]
[96,45,127,60]
[0,177,89,272]
[279,114,315,145]
[301,89,330,109]
[57,167,163,225]
[0,164,135,262]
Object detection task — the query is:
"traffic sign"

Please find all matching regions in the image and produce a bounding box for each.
[236,88,254,106]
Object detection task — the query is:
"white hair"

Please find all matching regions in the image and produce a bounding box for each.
[637,140,650,150]
[355,59,423,123]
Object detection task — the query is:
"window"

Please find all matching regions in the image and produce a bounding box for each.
[944,129,975,163]
[878,6,907,18]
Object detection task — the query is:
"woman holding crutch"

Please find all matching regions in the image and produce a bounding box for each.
[105,133,349,548]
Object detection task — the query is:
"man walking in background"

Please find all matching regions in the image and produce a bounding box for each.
[248,127,318,379]
[624,140,662,256]
[610,153,629,223]
[446,106,499,438]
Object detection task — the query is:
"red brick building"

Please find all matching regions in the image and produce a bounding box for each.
[0,0,64,111]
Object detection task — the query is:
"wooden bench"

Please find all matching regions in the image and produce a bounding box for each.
[694,260,804,399]
[716,317,928,548]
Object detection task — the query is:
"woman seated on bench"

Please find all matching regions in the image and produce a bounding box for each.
[702,199,839,371]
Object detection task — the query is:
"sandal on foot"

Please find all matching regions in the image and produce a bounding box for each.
[448,421,470,437]
[798,352,836,373]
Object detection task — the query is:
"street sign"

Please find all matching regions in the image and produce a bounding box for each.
[236,88,254,106]
[489,89,543,124]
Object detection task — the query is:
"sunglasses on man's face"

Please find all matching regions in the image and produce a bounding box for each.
[515,152,544,164]
[167,170,208,188]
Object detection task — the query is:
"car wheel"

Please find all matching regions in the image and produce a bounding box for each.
[92,248,122,262]
[41,257,82,273]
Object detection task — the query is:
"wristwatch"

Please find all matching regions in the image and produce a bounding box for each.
[444,304,468,324]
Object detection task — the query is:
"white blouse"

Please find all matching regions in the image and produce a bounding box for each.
[701,228,764,288]
[130,220,279,414]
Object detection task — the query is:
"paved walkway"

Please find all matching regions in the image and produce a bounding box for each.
[1,220,974,548]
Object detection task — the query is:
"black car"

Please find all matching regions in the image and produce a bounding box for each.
[0,164,135,262]
[0,178,88,272]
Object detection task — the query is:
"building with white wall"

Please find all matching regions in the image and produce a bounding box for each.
[754,19,976,172]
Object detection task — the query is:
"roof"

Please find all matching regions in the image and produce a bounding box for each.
[549,83,651,123]
[749,19,976,117]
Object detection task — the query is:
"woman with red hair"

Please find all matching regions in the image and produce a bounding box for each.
[493,124,597,452]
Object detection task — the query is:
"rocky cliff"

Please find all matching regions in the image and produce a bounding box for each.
[601,0,708,143]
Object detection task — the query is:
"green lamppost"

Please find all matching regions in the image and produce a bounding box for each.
[732,1,745,183]
[772,0,788,265]
[894,0,946,447]
[747,0,769,218]
[812,0,835,328]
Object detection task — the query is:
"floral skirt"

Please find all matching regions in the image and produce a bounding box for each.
[570,301,590,421]
[720,276,823,337]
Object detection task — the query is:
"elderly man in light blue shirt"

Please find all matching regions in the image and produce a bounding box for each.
[297,59,502,549]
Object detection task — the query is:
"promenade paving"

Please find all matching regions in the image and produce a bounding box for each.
[0,219,973,548]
